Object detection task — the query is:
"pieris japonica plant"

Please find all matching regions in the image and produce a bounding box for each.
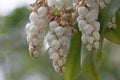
[25,0,120,80]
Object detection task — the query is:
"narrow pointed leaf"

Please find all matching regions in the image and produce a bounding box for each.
[81,45,99,80]
[104,10,120,44]
[64,31,82,80]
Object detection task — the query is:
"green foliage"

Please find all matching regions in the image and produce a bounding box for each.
[104,10,120,44]
[81,45,99,80]
[0,0,120,80]
[0,7,30,33]
[64,29,81,80]
[0,7,64,80]
[5,7,30,26]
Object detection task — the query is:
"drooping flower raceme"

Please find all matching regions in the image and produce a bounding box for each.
[25,6,48,58]
[47,21,72,74]
[77,0,100,51]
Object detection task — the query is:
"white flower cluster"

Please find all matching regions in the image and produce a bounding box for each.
[47,21,72,74]
[47,0,77,10]
[77,0,100,51]
[108,15,116,29]
[96,0,116,29]
[25,0,114,75]
[25,7,48,58]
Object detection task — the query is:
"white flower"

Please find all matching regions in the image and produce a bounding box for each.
[32,38,39,46]
[49,21,59,31]
[51,40,61,50]
[30,25,39,35]
[81,35,88,44]
[48,48,56,59]
[86,1,99,10]
[27,34,32,43]
[47,32,57,44]
[84,24,94,35]
[29,12,38,22]
[29,45,34,53]
[52,52,60,61]
[87,36,95,44]
[78,20,87,31]
[108,16,117,29]
[93,41,99,49]
[91,21,100,31]
[25,23,32,34]
[59,36,69,46]
[35,19,46,27]
[86,44,93,51]
[112,16,116,23]
[78,6,89,17]
[59,48,66,56]
[99,1,106,9]
[77,15,84,22]
[56,0,65,10]
[32,51,39,58]
[108,22,113,28]
[92,31,100,41]
[85,9,98,22]
[47,0,57,7]
[53,64,60,73]
[37,7,48,16]
[55,26,65,37]
[58,59,64,66]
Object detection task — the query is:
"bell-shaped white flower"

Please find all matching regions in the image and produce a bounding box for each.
[55,26,65,37]
[78,6,89,17]
[38,7,48,16]
[49,21,59,31]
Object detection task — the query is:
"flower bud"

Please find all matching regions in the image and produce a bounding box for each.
[38,7,48,16]
[55,26,65,37]
[47,0,57,7]
[85,9,98,22]
[78,20,87,31]
[84,24,94,35]
[92,31,100,41]
[32,38,39,46]
[78,6,89,17]
[49,21,59,31]
[91,21,100,31]
[25,23,32,34]
[86,44,93,51]
[51,40,61,50]
[29,12,38,22]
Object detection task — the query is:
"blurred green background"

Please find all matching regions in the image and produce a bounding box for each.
[0,1,120,80]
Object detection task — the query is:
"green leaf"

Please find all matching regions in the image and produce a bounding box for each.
[81,45,99,80]
[64,30,82,80]
[0,7,30,33]
[99,0,120,33]
[104,10,120,44]
[81,37,103,80]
